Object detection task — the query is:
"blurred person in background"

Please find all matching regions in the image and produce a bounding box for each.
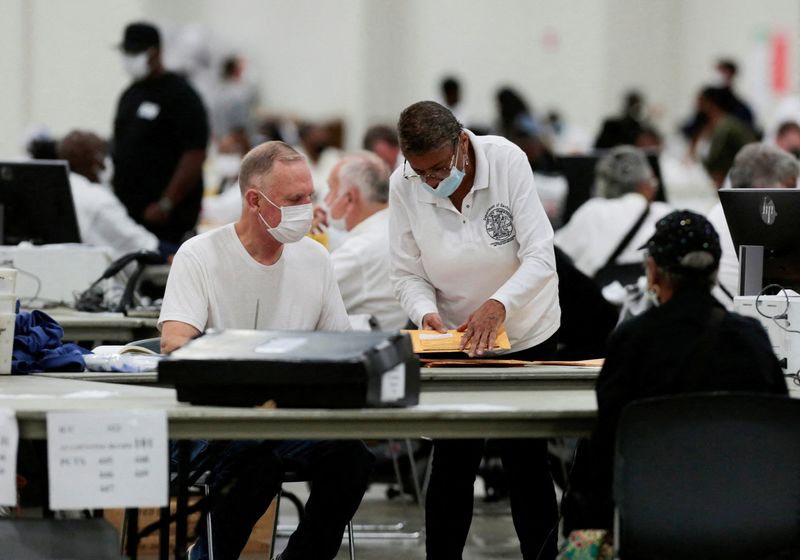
[594,90,647,149]
[555,146,672,285]
[112,22,209,250]
[706,143,799,306]
[59,130,164,260]
[211,55,258,142]
[775,121,800,158]
[326,152,407,331]
[440,75,467,124]
[295,122,340,202]
[363,125,402,170]
[693,86,756,188]
[495,87,540,140]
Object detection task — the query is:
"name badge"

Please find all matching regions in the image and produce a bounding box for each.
[137,101,161,120]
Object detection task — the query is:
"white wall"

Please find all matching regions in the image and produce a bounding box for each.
[1,0,798,156]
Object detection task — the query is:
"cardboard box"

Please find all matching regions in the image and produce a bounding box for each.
[105,497,276,556]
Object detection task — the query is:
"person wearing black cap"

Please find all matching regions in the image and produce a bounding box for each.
[579,210,787,529]
[112,21,209,246]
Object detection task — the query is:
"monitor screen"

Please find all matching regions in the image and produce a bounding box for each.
[719,188,800,291]
[0,160,81,245]
[556,150,665,225]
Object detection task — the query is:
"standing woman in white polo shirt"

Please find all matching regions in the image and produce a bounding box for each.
[389,101,561,560]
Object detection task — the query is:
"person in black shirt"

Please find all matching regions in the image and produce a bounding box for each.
[113,22,208,246]
[584,210,788,529]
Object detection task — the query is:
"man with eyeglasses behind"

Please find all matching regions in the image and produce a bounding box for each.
[389,101,561,559]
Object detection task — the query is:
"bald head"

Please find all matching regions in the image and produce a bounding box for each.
[58,130,106,183]
[239,141,306,195]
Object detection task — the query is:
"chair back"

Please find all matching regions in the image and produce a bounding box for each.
[614,393,800,559]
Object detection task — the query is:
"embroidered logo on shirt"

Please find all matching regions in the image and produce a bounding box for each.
[484,203,515,246]
[137,101,161,120]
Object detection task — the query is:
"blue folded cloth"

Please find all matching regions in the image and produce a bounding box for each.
[12,309,89,374]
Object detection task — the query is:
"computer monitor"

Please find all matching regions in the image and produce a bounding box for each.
[719,188,800,292]
[0,160,81,245]
[556,150,666,224]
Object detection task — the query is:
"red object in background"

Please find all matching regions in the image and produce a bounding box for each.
[772,31,789,93]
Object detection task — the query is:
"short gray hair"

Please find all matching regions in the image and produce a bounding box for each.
[728,142,800,189]
[595,145,655,199]
[338,151,391,203]
[239,141,304,194]
[397,101,462,156]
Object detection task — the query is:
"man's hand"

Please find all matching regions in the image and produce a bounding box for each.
[457,299,506,357]
[143,201,170,225]
[421,313,447,333]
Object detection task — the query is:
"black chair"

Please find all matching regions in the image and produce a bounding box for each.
[613,393,800,559]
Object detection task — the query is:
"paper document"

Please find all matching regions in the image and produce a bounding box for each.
[0,409,18,506]
[47,410,168,509]
[403,329,511,354]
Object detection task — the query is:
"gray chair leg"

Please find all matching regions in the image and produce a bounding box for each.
[347,520,355,560]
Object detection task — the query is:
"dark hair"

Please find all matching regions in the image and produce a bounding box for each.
[700,86,734,113]
[363,125,399,150]
[777,120,800,138]
[497,87,530,125]
[441,77,460,95]
[397,101,462,155]
[222,57,239,79]
[717,59,738,76]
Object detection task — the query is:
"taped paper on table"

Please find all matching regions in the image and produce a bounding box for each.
[46,410,168,509]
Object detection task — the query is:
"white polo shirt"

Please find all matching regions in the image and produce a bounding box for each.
[331,208,408,331]
[389,131,560,353]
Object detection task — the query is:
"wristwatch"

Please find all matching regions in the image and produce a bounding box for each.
[156,197,174,214]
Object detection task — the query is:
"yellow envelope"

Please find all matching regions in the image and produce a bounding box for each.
[402,328,511,354]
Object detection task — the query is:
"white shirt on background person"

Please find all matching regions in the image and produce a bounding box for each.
[68,171,159,259]
[555,192,673,278]
[331,208,408,331]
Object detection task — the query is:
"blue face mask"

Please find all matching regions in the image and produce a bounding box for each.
[421,164,465,198]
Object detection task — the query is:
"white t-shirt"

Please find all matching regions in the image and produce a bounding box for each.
[158,224,350,333]
[69,172,159,259]
[331,208,408,331]
[555,193,673,278]
[389,131,560,353]
[706,201,737,306]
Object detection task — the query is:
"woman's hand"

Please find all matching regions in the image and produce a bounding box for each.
[422,313,447,333]
[457,299,506,357]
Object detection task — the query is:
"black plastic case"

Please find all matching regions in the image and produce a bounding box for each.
[158,329,420,408]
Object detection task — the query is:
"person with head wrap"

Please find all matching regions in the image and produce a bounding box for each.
[580,210,787,529]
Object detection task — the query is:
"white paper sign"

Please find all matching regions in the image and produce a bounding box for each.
[0,409,19,506]
[380,363,406,402]
[46,410,168,509]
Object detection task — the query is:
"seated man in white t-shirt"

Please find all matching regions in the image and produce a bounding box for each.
[58,130,163,259]
[326,152,408,331]
[706,142,799,306]
[159,141,373,560]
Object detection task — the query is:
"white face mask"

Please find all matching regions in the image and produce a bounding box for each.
[257,191,312,244]
[122,52,150,81]
[98,156,114,188]
[327,191,350,232]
